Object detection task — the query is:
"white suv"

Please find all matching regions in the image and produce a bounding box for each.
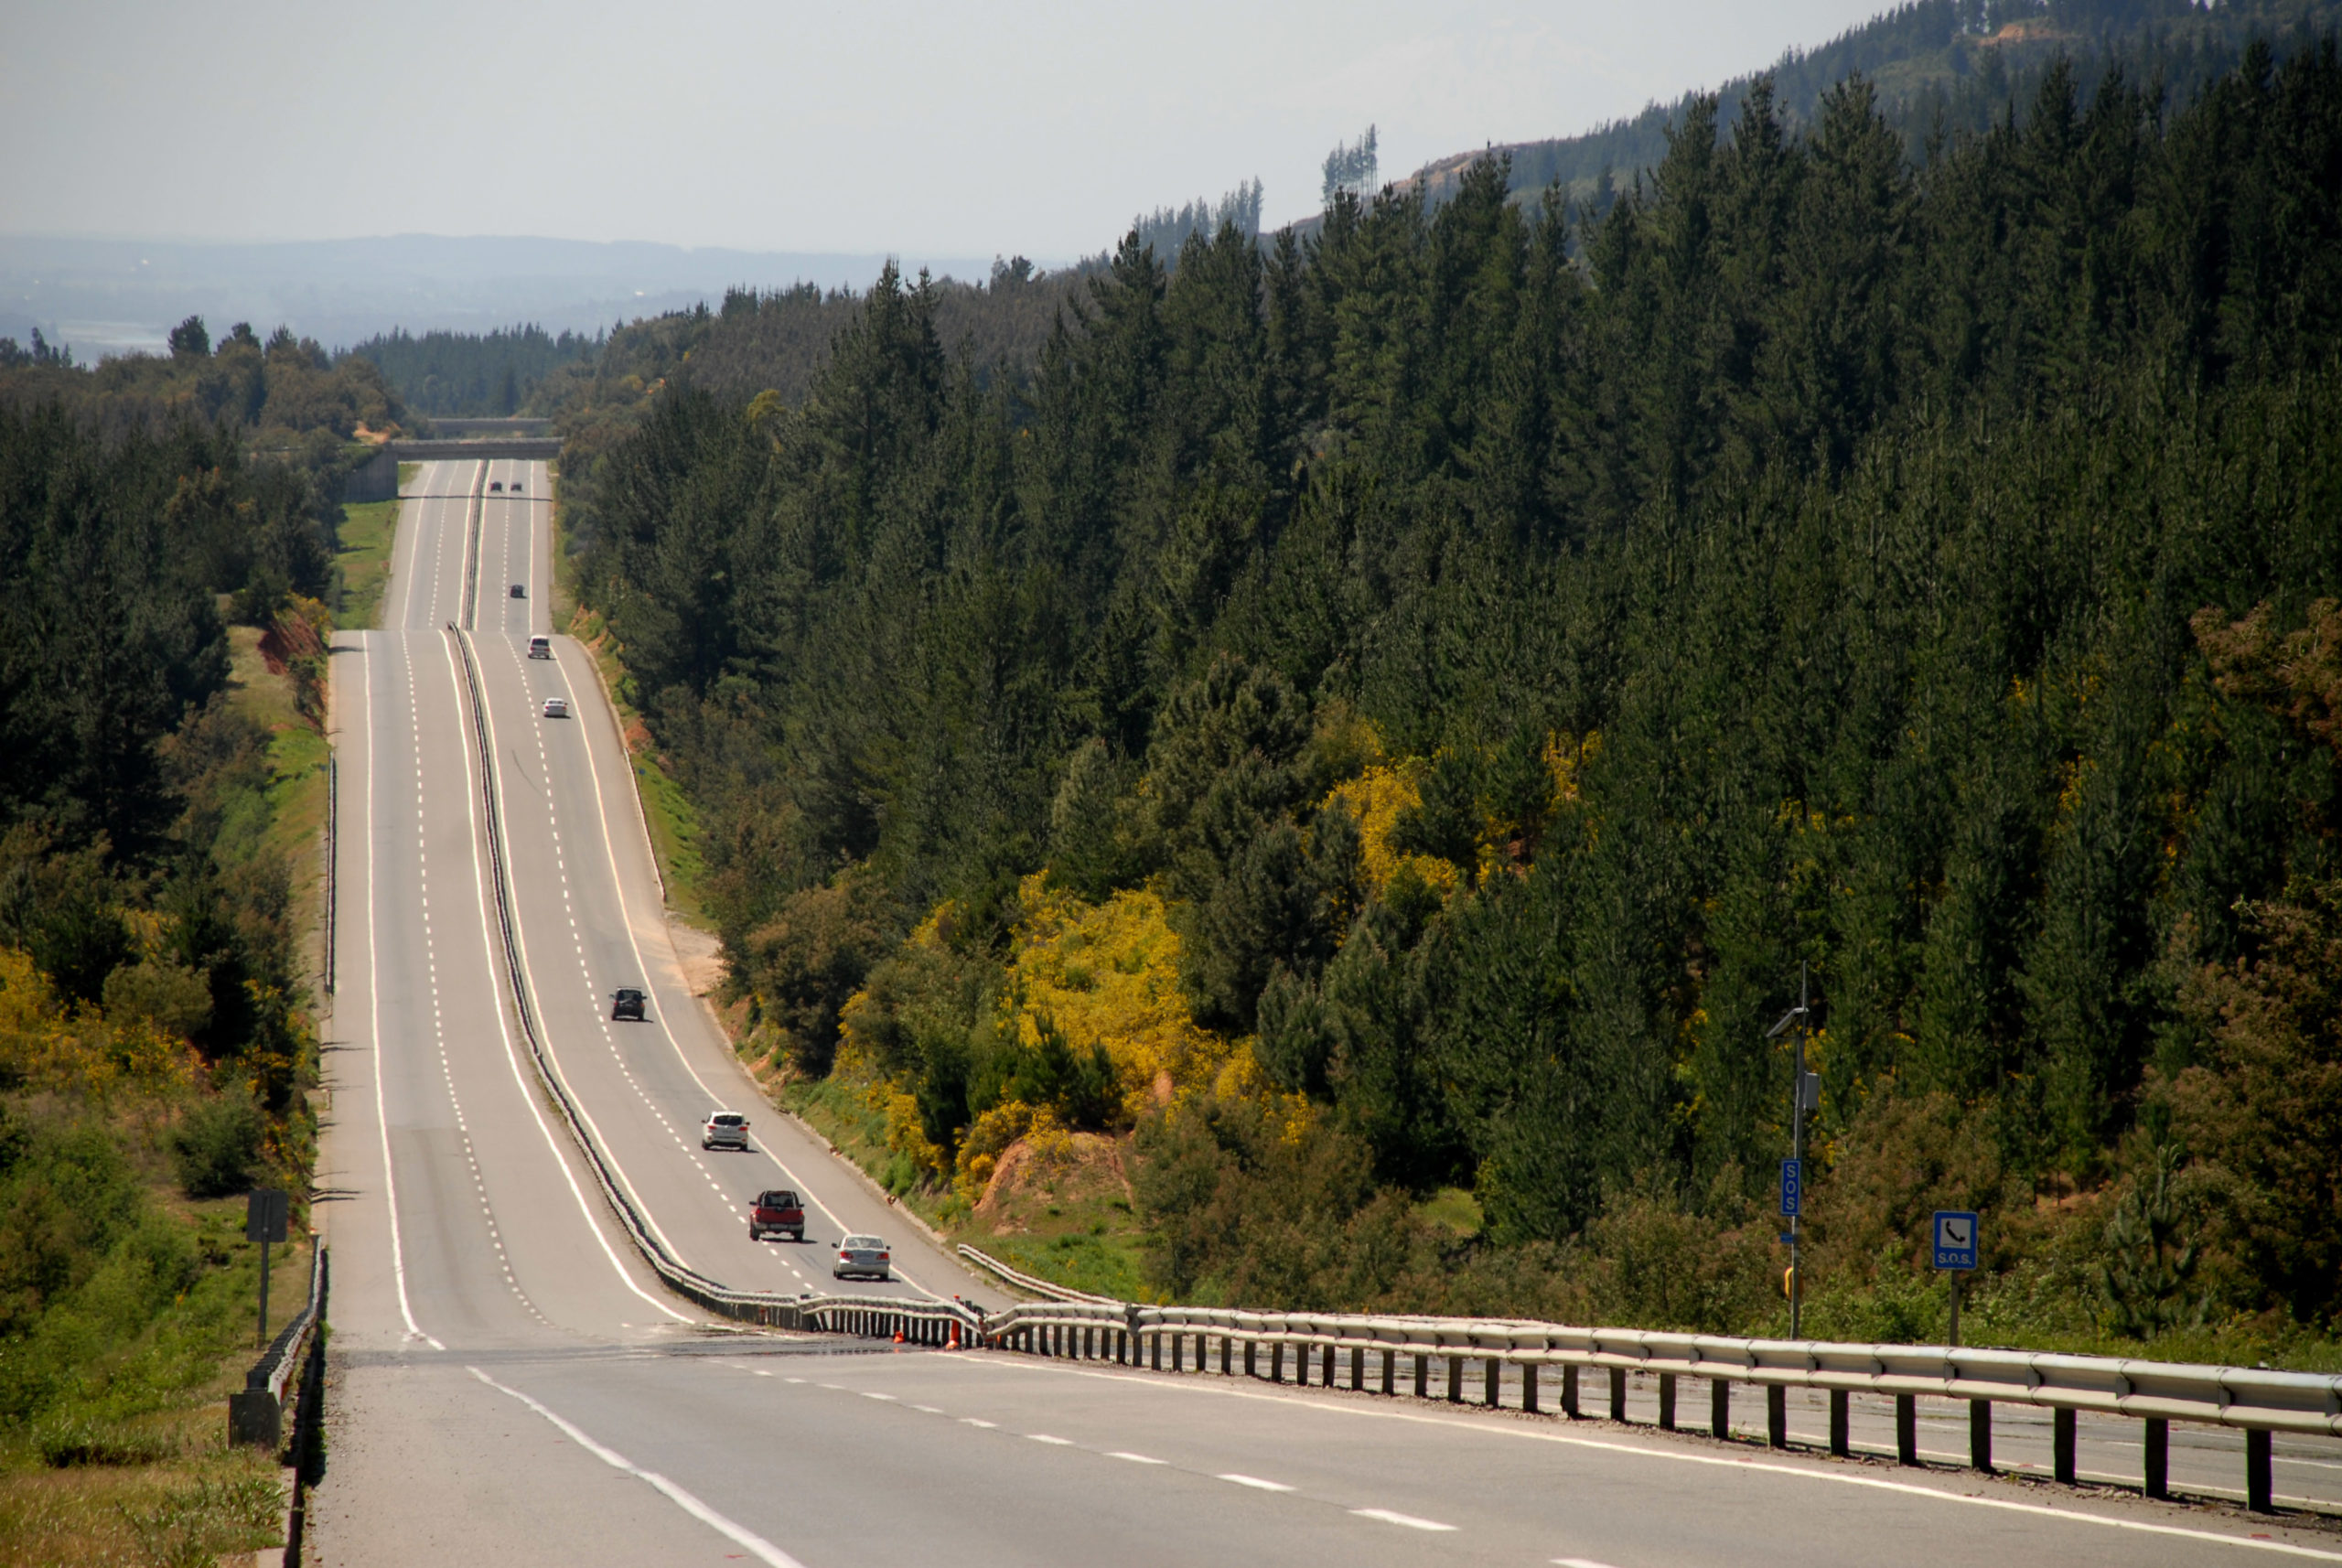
[702,1111,749,1151]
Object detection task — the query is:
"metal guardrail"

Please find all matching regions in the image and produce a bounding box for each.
[446,626,982,1341]
[971,1294,2341,1512]
[231,1242,328,1450]
[322,753,336,995]
[957,1244,1122,1305]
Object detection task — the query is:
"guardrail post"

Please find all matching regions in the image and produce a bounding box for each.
[1523,1363,1539,1415]
[1414,1354,1429,1399]
[1608,1367,1627,1422]
[1149,1332,1160,1369]
[1829,1391,1850,1456]
[1381,1348,1395,1396]
[2053,1408,2077,1482]
[1448,1355,1465,1403]
[1245,1339,1258,1378]
[2247,1428,2273,1513]
[1172,1333,1184,1372]
[1970,1400,1993,1473]
[1658,1373,1677,1430]
[1324,1345,1336,1387]
[1896,1395,1918,1466]
[2144,1418,2168,1498]
[1351,1346,1364,1391]
[1767,1385,1787,1448]
[1486,1358,1501,1407]
[1295,1342,1308,1385]
[1710,1379,1730,1439]
[1562,1364,1580,1418]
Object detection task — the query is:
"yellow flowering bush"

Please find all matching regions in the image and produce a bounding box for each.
[1003,872,1238,1120]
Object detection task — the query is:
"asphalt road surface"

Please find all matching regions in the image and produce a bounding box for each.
[306,460,2342,1566]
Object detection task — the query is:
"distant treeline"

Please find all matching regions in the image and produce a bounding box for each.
[1391,0,2342,218]
[338,323,603,418]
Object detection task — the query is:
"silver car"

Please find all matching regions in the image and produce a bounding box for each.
[542,696,569,718]
[833,1235,890,1281]
[701,1111,749,1151]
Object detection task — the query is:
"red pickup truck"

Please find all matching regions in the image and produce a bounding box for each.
[748,1189,804,1242]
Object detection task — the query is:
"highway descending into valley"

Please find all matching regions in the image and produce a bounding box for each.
[306,461,2342,1566]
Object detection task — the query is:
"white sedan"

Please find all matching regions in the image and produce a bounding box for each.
[542,696,569,718]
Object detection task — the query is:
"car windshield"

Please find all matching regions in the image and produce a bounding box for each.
[713,1114,743,1125]
[760,1192,796,1208]
[843,1237,882,1251]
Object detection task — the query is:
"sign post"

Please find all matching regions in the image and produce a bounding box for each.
[246,1189,289,1348]
[1767,967,1819,1337]
[1932,1209,1979,1347]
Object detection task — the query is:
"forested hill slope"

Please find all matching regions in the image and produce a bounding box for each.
[1386,0,2342,220]
[568,41,2342,1346]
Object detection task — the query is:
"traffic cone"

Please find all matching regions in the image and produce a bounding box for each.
[894,1329,906,1343]
[950,1322,962,1350]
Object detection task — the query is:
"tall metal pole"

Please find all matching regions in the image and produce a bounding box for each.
[1790,962,1805,1340]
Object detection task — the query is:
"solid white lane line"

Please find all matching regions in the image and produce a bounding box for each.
[439,634,690,1323]
[962,1357,2342,1562]
[1352,1508,1456,1532]
[1218,1474,1295,1492]
[466,1367,806,1568]
[361,638,438,1351]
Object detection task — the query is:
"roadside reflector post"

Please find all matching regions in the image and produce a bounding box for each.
[1712,1379,1730,1439]
[1896,1395,1918,1465]
[2144,1418,2169,1498]
[1767,1385,1787,1448]
[1609,1367,1627,1422]
[1970,1400,1992,1472]
[1830,1391,1850,1455]
[1659,1373,1677,1431]
[2053,1408,2076,1482]
[2247,1428,2273,1513]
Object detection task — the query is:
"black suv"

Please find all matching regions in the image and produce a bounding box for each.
[610,987,646,1021]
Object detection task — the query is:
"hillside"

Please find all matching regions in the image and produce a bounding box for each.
[1384,0,2342,220]
[560,31,2342,1364]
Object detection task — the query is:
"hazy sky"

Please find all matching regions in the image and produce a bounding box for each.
[6,0,1892,261]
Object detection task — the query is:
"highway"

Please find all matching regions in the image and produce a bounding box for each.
[306,459,2342,1565]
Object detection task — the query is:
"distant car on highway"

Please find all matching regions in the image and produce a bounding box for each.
[703,1111,749,1152]
[511,479,524,492]
[609,987,645,1021]
[510,582,526,598]
[528,635,552,660]
[542,696,568,718]
[489,480,503,492]
[748,1189,804,1241]
[833,1236,890,1281]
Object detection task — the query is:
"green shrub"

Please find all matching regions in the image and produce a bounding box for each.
[169,1094,263,1198]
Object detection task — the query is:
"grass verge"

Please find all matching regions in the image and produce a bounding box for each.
[333,498,399,630]
[0,1169,317,1568]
